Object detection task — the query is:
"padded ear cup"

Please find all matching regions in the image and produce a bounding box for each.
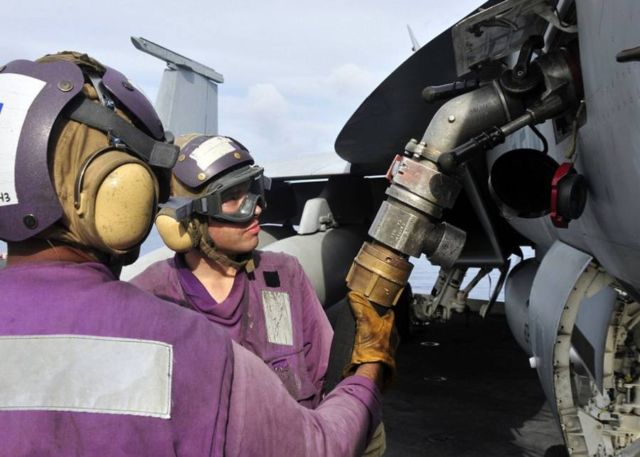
[75,150,158,254]
[155,212,195,253]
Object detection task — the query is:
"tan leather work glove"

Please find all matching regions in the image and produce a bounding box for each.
[345,291,398,387]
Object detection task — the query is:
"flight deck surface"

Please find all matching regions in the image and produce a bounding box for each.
[384,313,565,456]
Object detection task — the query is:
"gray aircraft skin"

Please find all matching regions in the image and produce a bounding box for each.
[334,0,640,455]
[127,1,640,454]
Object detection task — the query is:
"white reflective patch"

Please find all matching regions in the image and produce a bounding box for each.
[0,74,47,206]
[262,291,293,345]
[0,335,173,418]
[191,136,236,171]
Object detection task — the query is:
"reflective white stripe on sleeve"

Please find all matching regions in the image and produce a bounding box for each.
[262,291,293,345]
[0,335,173,418]
[0,73,47,206]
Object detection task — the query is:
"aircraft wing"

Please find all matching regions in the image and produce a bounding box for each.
[335,0,502,174]
[262,152,350,180]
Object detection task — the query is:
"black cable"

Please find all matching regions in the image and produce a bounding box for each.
[529,124,549,154]
[553,5,575,28]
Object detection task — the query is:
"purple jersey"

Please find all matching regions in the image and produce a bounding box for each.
[132,251,333,408]
[0,260,381,456]
[0,261,233,456]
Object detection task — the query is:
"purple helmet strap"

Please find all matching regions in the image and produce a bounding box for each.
[102,66,165,140]
[67,98,178,169]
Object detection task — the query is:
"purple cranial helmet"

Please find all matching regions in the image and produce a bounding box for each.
[166,134,270,225]
[175,135,255,188]
[155,134,270,269]
[0,53,178,242]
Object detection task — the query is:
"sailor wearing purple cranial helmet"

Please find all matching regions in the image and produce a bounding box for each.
[132,133,389,455]
[0,53,392,457]
[132,133,333,407]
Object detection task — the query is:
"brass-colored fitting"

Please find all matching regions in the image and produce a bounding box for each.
[346,242,413,307]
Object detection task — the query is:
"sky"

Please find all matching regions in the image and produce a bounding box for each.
[2,0,501,292]
[3,0,484,164]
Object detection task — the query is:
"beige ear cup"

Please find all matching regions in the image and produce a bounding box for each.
[155,213,194,253]
[75,150,158,254]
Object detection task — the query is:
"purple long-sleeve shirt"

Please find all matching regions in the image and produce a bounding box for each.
[227,343,381,456]
[0,261,233,457]
[132,251,333,408]
[0,261,381,456]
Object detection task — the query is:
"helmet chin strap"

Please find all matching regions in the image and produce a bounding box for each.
[190,216,255,273]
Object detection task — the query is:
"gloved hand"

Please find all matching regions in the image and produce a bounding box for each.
[345,291,398,386]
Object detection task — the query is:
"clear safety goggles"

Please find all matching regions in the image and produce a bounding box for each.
[162,165,271,224]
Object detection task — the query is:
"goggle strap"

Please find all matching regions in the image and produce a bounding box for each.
[158,197,194,221]
[193,193,222,216]
[196,197,208,213]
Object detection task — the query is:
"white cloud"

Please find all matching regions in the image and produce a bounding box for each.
[220,83,290,155]
[246,84,289,120]
[2,0,486,162]
[325,63,375,99]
